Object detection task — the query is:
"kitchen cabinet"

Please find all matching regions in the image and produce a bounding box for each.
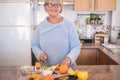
[97,49,118,65]
[76,48,118,65]
[95,0,116,11]
[109,57,118,65]
[97,49,109,65]
[74,0,116,11]
[76,48,98,65]
[74,0,94,11]
[63,0,74,2]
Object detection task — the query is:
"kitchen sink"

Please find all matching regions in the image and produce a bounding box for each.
[102,44,120,54]
[108,48,120,54]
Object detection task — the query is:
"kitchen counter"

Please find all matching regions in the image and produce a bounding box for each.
[0,65,120,80]
[73,65,120,80]
[81,43,120,65]
[0,44,120,80]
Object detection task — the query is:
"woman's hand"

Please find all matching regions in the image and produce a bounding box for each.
[39,53,47,62]
[61,57,71,66]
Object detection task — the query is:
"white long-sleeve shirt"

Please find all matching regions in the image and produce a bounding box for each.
[32,17,81,66]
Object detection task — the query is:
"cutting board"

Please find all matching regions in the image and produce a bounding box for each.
[55,76,77,80]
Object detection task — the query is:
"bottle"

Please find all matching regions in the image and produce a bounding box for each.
[35,62,41,70]
[86,18,91,25]
[91,18,95,25]
[99,15,104,25]
[35,61,42,74]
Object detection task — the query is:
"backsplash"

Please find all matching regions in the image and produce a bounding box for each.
[73,13,108,39]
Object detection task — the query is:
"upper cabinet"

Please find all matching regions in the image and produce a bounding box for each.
[74,0,116,11]
[63,0,74,2]
[95,0,116,11]
[74,0,94,11]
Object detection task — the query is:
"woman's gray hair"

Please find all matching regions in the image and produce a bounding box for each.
[44,0,63,13]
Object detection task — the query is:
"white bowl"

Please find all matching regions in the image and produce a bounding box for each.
[21,66,34,75]
[42,70,53,76]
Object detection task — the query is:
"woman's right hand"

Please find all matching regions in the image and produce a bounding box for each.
[39,53,47,62]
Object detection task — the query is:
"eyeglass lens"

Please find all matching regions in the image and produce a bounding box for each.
[46,3,61,8]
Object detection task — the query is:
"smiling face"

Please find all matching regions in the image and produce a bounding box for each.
[44,0,63,17]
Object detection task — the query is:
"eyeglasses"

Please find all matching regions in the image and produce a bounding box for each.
[45,3,61,8]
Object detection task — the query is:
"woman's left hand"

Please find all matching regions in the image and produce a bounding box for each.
[61,57,71,66]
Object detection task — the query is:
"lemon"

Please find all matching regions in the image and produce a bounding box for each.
[74,70,79,77]
[68,69,75,76]
[77,71,88,80]
[26,67,32,71]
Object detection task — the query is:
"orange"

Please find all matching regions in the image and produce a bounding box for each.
[43,74,54,80]
[27,74,41,80]
[35,62,41,67]
[59,65,68,74]
[34,77,40,80]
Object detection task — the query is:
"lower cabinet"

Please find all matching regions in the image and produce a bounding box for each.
[97,49,118,65]
[76,48,98,65]
[109,58,118,65]
[97,49,109,65]
[76,48,118,65]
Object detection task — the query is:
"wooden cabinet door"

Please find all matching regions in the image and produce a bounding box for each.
[63,0,74,2]
[107,0,116,11]
[74,0,94,11]
[76,48,97,65]
[74,0,116,11]
[95,0,116,11]
[98,49,109,65]
[108,57,118,65]
[97,49,118,65]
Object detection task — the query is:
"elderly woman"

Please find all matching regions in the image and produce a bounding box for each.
[32,0,81,67]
